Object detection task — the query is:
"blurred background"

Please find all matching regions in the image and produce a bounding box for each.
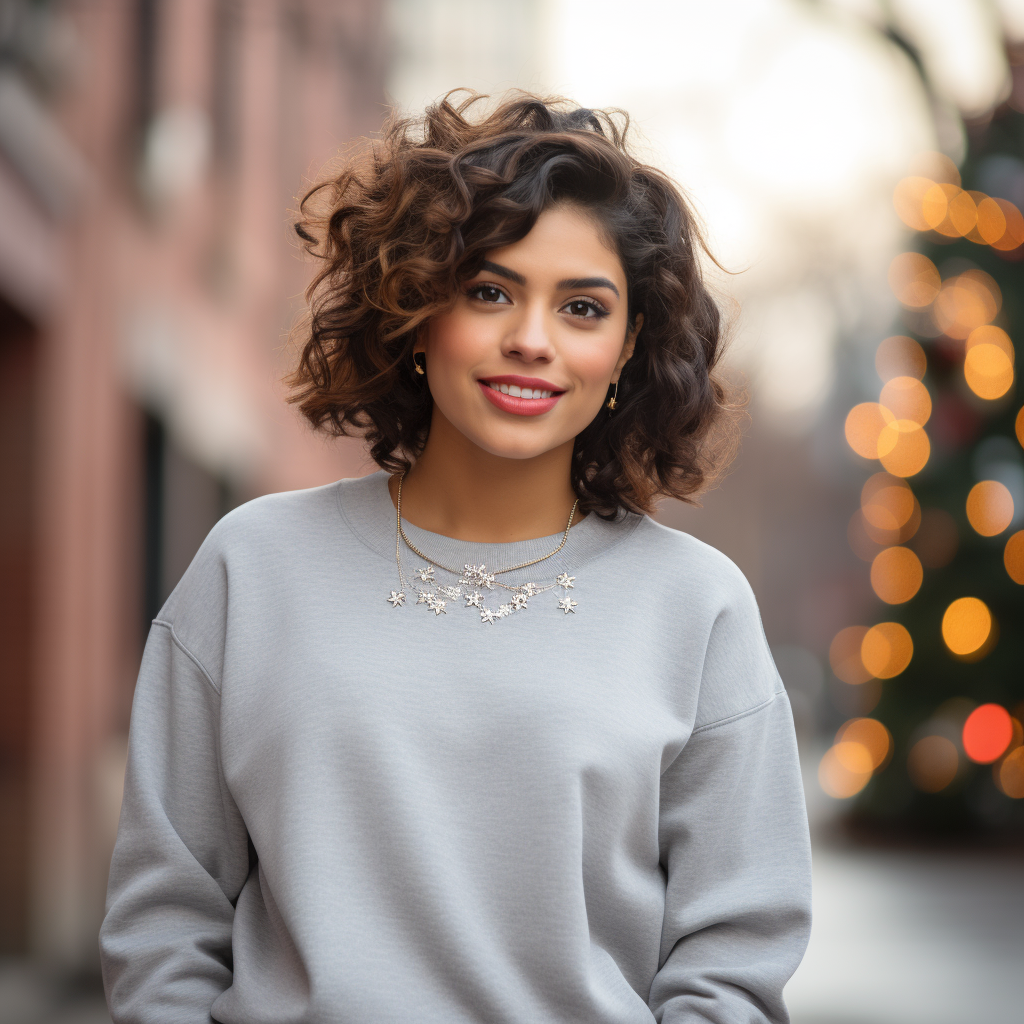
[1,0,1022,1021]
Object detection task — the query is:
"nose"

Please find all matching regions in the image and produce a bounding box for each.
[501,301,555,363]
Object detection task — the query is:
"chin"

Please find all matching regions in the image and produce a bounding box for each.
[473,431,566,461]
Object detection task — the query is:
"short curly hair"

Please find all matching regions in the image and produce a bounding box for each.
[289,90,736,518]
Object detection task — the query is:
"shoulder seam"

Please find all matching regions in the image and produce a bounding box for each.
[691,689,780,735]
[151,619,221,695]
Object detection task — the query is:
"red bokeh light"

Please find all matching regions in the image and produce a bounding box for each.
[962,704,1013,763]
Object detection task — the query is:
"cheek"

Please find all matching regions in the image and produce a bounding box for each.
[563,333,625,392]
[425,309,490,372]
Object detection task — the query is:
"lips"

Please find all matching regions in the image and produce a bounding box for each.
[477,377,564,417]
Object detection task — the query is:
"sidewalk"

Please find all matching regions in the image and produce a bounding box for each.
[786,840,1024,1024]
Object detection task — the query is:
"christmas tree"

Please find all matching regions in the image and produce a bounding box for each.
[819,70,1024,835]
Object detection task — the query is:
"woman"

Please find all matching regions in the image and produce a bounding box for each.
[101,92,811,1024]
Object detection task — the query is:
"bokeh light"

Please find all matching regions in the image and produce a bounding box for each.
[962,704,1013,763]
[907,735,959,792]
[1016,405,1024,447]
[997,747,1024,798]
[888,252,940,308]
[879,376,932,425]
[836,717,892,769]
[966,480,1014,536]
[845,402,896,459]
[829,625,872,684]
[989,198,1024,251]
[932,271,1000,339]
[941,597,992,656]
[893,176,936,232]
[818,742,873,798]
[861,473,916,531]
[967,324,1014,359]
[922,182,976,237]
[877,421,930,476]
[870,546,923,604]
[964,343,1014,400]
[875,335,927,382]
[860,622,913,678]
[1004,530,1024,583]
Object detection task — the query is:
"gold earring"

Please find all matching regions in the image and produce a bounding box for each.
[413,353,426,375]
[606,381,618,411]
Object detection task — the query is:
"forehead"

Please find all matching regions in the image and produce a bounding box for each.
[483,205,625,285]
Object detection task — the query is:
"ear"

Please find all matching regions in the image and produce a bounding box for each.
[412,322,427,357]
[612,313,643,381]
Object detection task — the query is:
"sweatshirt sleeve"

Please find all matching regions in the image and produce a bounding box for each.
[99,619,251,1023]
[648,570,812,1023]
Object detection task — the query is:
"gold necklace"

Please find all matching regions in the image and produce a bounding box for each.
[386,474,580,622]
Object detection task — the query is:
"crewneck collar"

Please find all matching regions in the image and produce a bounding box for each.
[335,470,641,574]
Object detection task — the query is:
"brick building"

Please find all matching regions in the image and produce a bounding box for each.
[0,0,385,966]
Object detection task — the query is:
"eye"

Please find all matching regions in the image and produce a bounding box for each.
[561,298,609,320]
[468,283,511,304]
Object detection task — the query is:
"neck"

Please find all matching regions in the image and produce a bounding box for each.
[387,409,581,543]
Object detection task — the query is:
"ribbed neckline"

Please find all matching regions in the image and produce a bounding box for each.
[335,470,642,579]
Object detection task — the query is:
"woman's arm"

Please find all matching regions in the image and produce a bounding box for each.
[100,619,251,1023]
[649,574,813,1023]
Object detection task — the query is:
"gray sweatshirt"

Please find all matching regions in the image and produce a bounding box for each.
[100,470,812,1024]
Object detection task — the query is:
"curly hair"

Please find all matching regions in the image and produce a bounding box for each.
[289,90,737,519]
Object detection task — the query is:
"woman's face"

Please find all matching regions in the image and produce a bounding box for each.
[417,204,640,461]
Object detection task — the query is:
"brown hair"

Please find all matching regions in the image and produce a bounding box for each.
[289,90,737,518]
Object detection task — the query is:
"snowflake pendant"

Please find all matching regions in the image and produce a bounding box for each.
[557,595,578,614]
[461,564,497,590]
[387,591,405,607]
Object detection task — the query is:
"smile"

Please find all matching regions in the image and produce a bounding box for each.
[477,376,565,417]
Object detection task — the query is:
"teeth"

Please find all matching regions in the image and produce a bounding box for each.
[486,382,555,399]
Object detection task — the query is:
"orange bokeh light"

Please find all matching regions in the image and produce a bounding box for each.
[870,546,923,604]
[990,198,1024,251]
[876,335,927,382]
[888,253,940,308]
[818,743,873,798]
[907,735,959,792]
[860,622,913,679]
[962,704,1013,764]
[1004,530,1024,584]
[836,717,892,770]
[972,196,1007,245]
[941,597,992,656]
[829,625,873,684]
[966,480,1014,536]
[861,473,916,531]
[878,421,930,477]
[1017,405,1024,447]
[966,325,1013,359]
[998,747,1024,798]
[964,344,1014,400]
[845,403,896,460]
[932,271,1000,339]
[879,376,931,426]
[893,176,936,232]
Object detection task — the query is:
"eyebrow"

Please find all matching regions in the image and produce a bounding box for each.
[557,276,620,298]
[479,261,526,286]
[478,261,621,299]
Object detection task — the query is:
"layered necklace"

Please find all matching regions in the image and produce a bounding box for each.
[387,475,580,623]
